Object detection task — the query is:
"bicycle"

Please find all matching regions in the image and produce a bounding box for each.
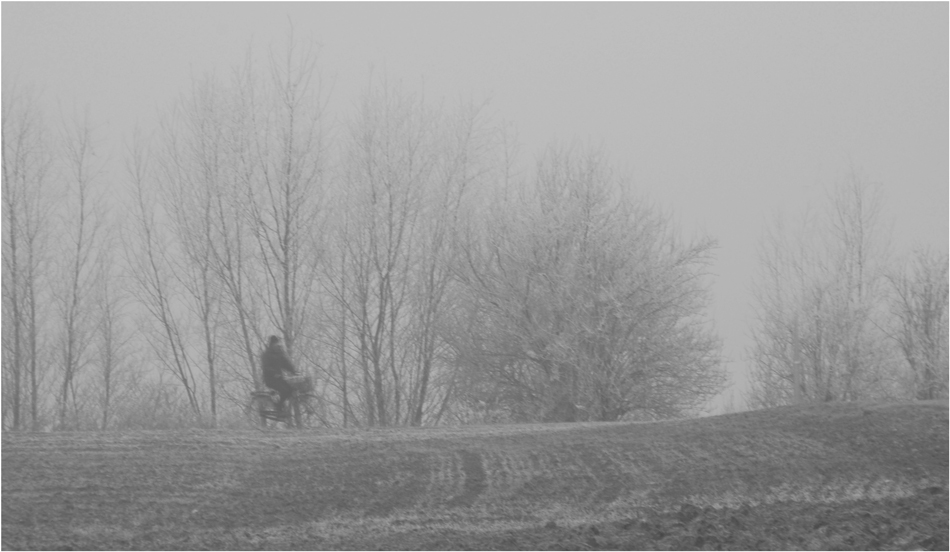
[245,375,319,429]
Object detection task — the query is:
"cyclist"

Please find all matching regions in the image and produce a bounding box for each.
[261,335,298,417]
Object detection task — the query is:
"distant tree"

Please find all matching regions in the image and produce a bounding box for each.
[887,248,948,400]
[450,145,725,422]
[748,171,899,408]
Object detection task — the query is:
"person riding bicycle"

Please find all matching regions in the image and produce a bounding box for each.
[261,335,298,417]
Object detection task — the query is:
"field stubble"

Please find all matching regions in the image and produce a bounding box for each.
[2,401,947,550]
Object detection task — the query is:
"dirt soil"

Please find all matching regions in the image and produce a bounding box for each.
[2,401,947,550]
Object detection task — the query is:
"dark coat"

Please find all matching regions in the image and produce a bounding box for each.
[261,342,297,387]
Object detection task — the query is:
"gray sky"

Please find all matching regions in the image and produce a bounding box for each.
[4,2,947,406]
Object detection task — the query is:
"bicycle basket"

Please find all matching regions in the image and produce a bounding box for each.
[286,374,313,393]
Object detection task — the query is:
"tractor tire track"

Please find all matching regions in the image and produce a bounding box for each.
[447,449,487,507]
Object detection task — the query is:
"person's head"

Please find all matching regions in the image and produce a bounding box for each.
[268,335,280,347]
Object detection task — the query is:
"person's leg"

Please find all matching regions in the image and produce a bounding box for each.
[263,376,284,415]
[276,380,293,416]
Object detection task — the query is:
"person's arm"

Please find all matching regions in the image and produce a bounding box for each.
[286,362,298,376]
[279,354,298,376]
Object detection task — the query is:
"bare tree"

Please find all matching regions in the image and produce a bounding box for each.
[124,135,203,420]
[154,76,230,426]
[451,145,724,422]
[205,54,267,394]
[245,36,328,379]
[2,84,55,430]
[322,208,358,426]
[748,171,898,408]
[54,111,107,429]
[333,81,428,426]
[324,78,497,426]
[888,248,948,400]
[91,235,134,430]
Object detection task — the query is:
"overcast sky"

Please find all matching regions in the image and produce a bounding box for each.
[4,2,947,407]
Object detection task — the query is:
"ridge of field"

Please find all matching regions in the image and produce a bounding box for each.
[2,401,947,550]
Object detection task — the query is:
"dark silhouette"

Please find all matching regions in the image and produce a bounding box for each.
[261,335,298,416]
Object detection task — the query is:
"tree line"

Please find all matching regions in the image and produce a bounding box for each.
[2,39,944,431]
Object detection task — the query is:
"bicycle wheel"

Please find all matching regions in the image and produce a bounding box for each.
[292,393,321,428]
[245,392,278,429]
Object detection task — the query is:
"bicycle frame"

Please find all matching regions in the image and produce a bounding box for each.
[247,388,317,429]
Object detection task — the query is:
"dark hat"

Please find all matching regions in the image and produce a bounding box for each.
[268,335,280,346]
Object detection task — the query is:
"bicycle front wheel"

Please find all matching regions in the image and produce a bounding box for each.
[245,392,278,429]
[292,393,321,429]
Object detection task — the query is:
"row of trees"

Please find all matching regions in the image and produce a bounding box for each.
[2,40,727,430]
[748,174,948,407]
[4,38,944,430]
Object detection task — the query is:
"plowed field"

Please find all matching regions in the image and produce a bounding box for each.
[2,401,947,550]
